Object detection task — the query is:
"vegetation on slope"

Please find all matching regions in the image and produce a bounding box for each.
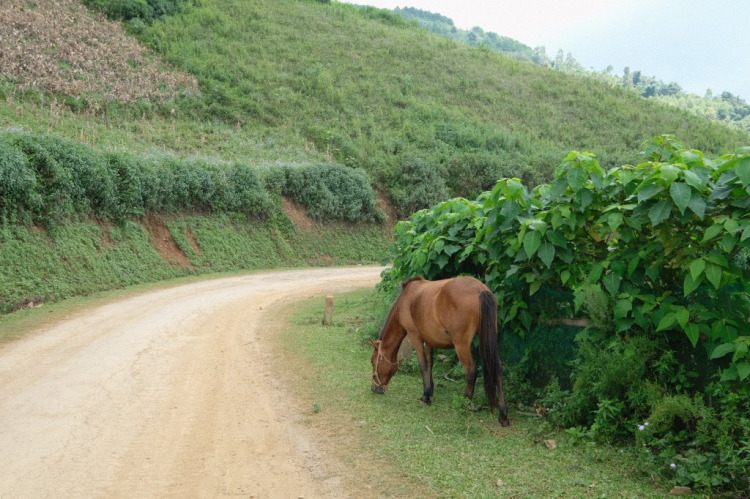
[3,0,749,219]
[0,130,387,313]
[134,0,749,215]
[395,7,750,132]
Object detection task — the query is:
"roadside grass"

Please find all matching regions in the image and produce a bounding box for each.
[0,214,390,316]
[270,289,673,498]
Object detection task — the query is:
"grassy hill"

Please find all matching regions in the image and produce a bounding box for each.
[4,0,750,213]
[1,0,749,311]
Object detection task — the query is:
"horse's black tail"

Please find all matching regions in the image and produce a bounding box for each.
[479,291,507,424]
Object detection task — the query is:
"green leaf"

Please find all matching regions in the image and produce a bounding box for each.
[613,299,632,320]
[627,256,641,277]
[689,259,705,281]
[648,200,673,227]
[546,230,568,248]
[722,233,738,252]
[687,193,706,219]
[736,156,750,185]
[506,265,520,278]
[705,262,722,289]
[529,280,541,296]
[578,189,593,211]
[659,164,680,185]
[443,244,461,256]
[602,272,622,296]
[685,323,700,348]
[607,212,623,232]
[724,219,740,235]
[656,313,677,332]
[675,307,690,329]
[538,243,555,268]
[560,269,571,285]
[683,169,705,189]
[637,183,662,203]
[706,253,729,268]
[588,263,604,283]
[550,177,568,198]
[567,168,585,191]
[737,363,750,381]
[523,231,542,258]
[683,273,702,296]
[720,367,739,382]
[436,254,449,269]
[669,182,691,215]
[701,224,723,243]
[710,343,735,360]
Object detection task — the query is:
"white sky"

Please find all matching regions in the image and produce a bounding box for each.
[341,0,750,99]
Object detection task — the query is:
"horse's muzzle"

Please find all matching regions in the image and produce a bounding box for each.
[371,383,384,394]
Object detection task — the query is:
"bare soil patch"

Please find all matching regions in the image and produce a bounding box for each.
[282,196,315,231]
[142,214,193,268]
[375,187,398,226]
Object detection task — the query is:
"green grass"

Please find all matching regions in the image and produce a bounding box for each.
[270,289,673,498]
[0,213,390,315]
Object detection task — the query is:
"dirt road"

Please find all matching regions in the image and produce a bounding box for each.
[0,267,383,498]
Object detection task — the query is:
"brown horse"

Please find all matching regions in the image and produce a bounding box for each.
[370,276,509,426]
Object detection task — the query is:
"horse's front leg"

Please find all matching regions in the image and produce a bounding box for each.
[411,339,434,405]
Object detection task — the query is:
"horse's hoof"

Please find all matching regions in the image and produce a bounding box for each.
[419,398,431,406]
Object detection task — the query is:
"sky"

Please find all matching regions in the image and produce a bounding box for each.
[341,0,750,99]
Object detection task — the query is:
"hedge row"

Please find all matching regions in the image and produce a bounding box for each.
[0,132,382,226]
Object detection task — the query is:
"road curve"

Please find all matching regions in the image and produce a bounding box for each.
[0,266,383,498]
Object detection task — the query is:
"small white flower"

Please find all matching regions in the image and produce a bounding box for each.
[670,463,677,469]
[638,425,645,431]
[644,422,649,427]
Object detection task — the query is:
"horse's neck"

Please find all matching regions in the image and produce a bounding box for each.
[380,307,406,357]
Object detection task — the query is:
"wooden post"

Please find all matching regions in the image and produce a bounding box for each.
[323,295,334,325]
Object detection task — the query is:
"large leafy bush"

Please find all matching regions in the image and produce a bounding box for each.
[382,136,750,493]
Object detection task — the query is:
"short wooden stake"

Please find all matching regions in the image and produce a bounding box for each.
[323,295,334,325]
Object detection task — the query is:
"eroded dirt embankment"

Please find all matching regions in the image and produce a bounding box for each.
[0,267,382,498]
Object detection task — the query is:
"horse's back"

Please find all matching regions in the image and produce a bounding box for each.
[401,276,488,345]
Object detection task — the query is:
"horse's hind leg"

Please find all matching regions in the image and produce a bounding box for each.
[454,343,477,399]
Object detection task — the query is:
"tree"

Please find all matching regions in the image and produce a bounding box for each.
[622,66,633,88]
[554,49,564,69]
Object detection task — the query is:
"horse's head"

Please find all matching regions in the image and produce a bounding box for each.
[369,340,398,394]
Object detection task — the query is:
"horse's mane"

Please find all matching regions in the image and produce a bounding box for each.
[378,276,424,340]
[400,276,424,290]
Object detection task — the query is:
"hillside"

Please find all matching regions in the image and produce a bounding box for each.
[3,0,749,215]
[394,6,750,132]
[1,0,749,312]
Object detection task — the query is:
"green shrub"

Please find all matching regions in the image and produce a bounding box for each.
[389,154,449,217]
[0,136,37,223]
[281,163,383,223]
[0,132,273,223]
[82,0,185,22]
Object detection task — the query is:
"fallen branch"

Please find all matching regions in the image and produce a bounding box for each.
[539,317,591,328]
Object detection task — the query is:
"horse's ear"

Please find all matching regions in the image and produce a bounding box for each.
[368,339,380,349]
